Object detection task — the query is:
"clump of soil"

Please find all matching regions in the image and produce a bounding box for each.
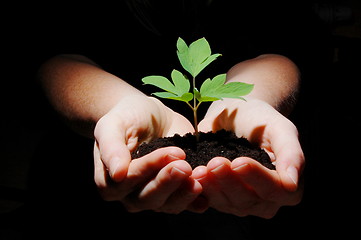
[131,130,275,170]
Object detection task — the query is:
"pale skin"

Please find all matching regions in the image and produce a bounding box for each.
[38,53,304,217]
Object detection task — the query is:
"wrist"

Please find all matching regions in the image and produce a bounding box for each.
[226,54,300,116]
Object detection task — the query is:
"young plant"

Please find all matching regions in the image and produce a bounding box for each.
[142,37,254,138]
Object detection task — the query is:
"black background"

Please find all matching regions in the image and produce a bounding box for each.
[1,0,360,239]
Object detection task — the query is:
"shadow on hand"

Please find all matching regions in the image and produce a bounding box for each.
[211,108,236,132]
[211,108,266,147]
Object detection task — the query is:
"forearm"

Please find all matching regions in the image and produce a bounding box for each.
[38,54,144,137]
[225,54,300,115]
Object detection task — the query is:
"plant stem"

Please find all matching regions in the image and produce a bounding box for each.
[186,101,201,140]
[191,77,197,138]
[193,107,199,139]
[186,77,201,140]
[191,76,200,140]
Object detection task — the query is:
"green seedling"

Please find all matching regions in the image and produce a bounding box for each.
[142,37,254,138]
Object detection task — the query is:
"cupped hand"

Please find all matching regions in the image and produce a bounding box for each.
[93,95,202,213]
[196,98,305,218]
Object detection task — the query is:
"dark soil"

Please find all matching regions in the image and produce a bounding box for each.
[131,130,275,170]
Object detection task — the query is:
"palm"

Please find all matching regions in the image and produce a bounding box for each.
[93,95,194,179]
[93,95,200,213]
[194,99,304,218]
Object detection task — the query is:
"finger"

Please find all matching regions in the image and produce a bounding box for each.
[231,157,282,200]
[191,165,208,180]
[94,118,131,182]
[232,157,303,206]
[189,165,210,213]
[198,117,216,133]
[271,124,305,192]
[276,141,305,192]
[197,103,231,133]
[124,160,192,212]
[207,157,246,197]
[166,111,195,137]
[110,147,186,202]
[158,177,203,214]
[198,158,238,211]
[209,157,290,218]
[129,147,186,180]
[207,157,261,215]
[93,141,109,189]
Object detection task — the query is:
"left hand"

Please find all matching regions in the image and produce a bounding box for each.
[193,98,305,218]
[93,95,202,213]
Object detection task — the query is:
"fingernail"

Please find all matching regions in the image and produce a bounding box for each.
[109,157,121,177]
[287,166,298,186]
[167,154,181,161]
[232,163,249,172]
[192,167,208,181]
[171,167,187,177]
[109,157,127,182]
[210,164,226,173]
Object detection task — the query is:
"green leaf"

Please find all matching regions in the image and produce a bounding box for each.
[196,53,221,77]
[188,37,211,67]
[194,87,219,102]
[170,69,190,96]
[176,38,192,76]
[152,92,178,99]
[152,92,193,102]
[142,70,192,103]
[199,74,254,102]
[179,92,194,102]
[176,37,221,78]
[142,75,176,93]
[199,74,226,94]
[193,88,201,101]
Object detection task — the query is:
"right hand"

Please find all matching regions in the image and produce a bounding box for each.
[194,98,304,218]
[93,95,203,213]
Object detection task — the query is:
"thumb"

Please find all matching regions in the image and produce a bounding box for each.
[198,108,233,133]
[273,131,305,192]
[94,118,132,182]
[198,117,218,133]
